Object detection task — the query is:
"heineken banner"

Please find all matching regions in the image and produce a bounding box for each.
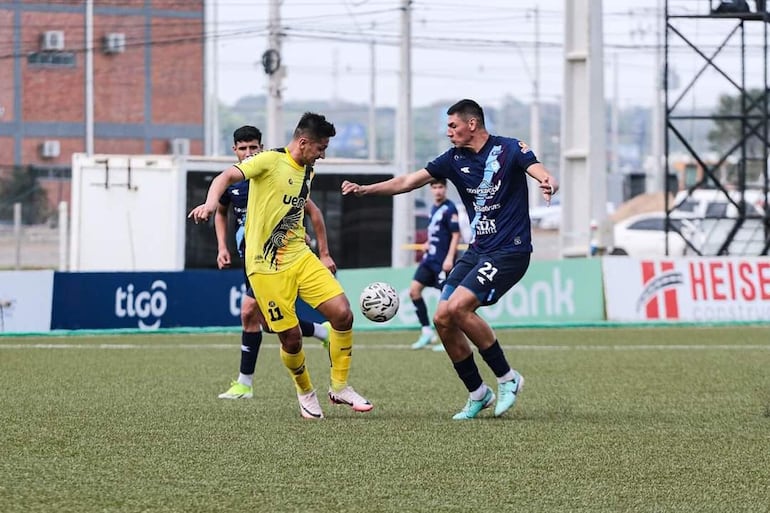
[337,258,605,329]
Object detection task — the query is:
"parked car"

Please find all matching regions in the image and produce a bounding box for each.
[671,188,765,219]
[611,212,703,257]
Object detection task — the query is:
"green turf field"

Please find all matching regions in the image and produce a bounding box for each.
[1,326,769,513]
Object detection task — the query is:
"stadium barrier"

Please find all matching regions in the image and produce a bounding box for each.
[0,258,605,334]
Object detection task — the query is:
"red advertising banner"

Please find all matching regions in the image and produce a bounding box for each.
[603,257,770,322]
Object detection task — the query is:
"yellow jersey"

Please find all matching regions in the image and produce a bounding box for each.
[234,148,313,274]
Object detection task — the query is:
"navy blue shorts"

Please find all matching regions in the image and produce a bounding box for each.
[441,247,530,306]
[413,261,445,289]
[243,266,255,298]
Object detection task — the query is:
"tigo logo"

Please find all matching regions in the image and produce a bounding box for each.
[114,280,168,329]
[637,261,683,319]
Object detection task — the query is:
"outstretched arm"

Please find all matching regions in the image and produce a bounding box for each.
[188,166,244,223]
[341,168,433,197]
[526,162,559,205]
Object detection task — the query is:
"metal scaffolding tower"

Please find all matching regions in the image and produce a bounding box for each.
[664,0,770,255]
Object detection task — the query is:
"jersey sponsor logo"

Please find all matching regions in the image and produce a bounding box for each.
[476,216,497,235]
[282,195,307,208]
[460,166,470,173]
[114,280,168,329]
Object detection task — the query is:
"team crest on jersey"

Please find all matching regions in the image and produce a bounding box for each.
[518,141,531,154]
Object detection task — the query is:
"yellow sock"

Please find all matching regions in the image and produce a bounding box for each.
[280,347,313,394]
[328,327,353,392]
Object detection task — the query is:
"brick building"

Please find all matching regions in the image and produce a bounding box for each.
[0,0,205,212]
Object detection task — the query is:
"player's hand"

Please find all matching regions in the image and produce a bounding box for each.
[341,180,364,196]
[540,176,559,206]
[319,253,337,275]
[188,203,216,223]
[216,248,231,269]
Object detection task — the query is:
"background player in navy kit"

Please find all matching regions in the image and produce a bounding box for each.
[216,125,329,400]
[342,99,558,419]
[410,178,461,351]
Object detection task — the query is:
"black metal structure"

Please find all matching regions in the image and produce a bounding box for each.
[664,0,770,255]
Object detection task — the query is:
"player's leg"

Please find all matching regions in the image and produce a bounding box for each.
[409,265,437,349]
[449,251,530,417]
[218,286,262,399]
[250,270,323,419]
[300,254,373,412]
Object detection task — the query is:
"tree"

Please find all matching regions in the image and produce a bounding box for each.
[0,167,50,224]
[707,88,768,185]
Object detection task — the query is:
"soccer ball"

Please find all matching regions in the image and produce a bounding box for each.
[359,282,399,322]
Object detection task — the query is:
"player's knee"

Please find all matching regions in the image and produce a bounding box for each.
[330,308,354,331]
[409,288,422,301]
[433,304,452,330]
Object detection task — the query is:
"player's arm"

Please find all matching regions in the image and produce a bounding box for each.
[305,198,336,274]
[214,203,231,269]
[341,168,433,197]
[443,230,461,272]
[526,162,559,205]
[188,166,244,223]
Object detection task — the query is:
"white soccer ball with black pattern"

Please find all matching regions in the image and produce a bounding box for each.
[359,282,399,322]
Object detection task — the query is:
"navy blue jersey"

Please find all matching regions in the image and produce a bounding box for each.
[423,199,460,270]
[426,135,538,253]
[218,180,249,257]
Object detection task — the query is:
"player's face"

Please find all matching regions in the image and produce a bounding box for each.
[233,139,263,162]
[298,137,329,165]
[430,183,446,203]
[446,114,475,148]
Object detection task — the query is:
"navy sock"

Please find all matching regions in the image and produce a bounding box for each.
[299,319,315,338]
[412,297,430,328]
[240,331,263,375]
[453,354,484,393]
[479,340,511,378]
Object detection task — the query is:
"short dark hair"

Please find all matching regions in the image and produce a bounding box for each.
[233,125,262,145]
[293,112,336,140]
[447,99,485,128]
[430,177,447,186]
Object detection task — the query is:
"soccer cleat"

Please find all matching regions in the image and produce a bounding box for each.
[298,389,324,419]
[494,370,524,417]
[328,385,374,412]
[411,332,434,350]
[218,381,253,399]
[320,321,332,349]
[452,387,495,420]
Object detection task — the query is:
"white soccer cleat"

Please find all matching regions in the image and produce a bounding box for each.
[328,385,374,412]
[297,389,324,419]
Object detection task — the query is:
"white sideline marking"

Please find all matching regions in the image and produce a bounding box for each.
[0,343,769,351]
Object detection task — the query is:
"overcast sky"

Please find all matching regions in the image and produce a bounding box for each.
[212,0,769,110]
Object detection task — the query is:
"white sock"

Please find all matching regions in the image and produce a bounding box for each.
[238,373,253,387]
[421,326,433,336]
[469,384,488,401]
[497,369,516,384]
[314,322,329,341]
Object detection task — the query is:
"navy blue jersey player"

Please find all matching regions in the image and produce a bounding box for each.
[215,126,330,400]
[410,178,461,350]
[342,99,559,419]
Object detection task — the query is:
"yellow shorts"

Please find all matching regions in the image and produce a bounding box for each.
[247,251,344,333]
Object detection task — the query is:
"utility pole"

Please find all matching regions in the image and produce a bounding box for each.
[368,40,377,161]
[204,0,219,155]
[528,5,541,209]
[265,0,284,148]
[393,0,414,268]
[85,0,93,155]
[648,0,664,192]
[611,52,620,175]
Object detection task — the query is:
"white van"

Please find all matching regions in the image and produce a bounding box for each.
[671,188,766,219]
